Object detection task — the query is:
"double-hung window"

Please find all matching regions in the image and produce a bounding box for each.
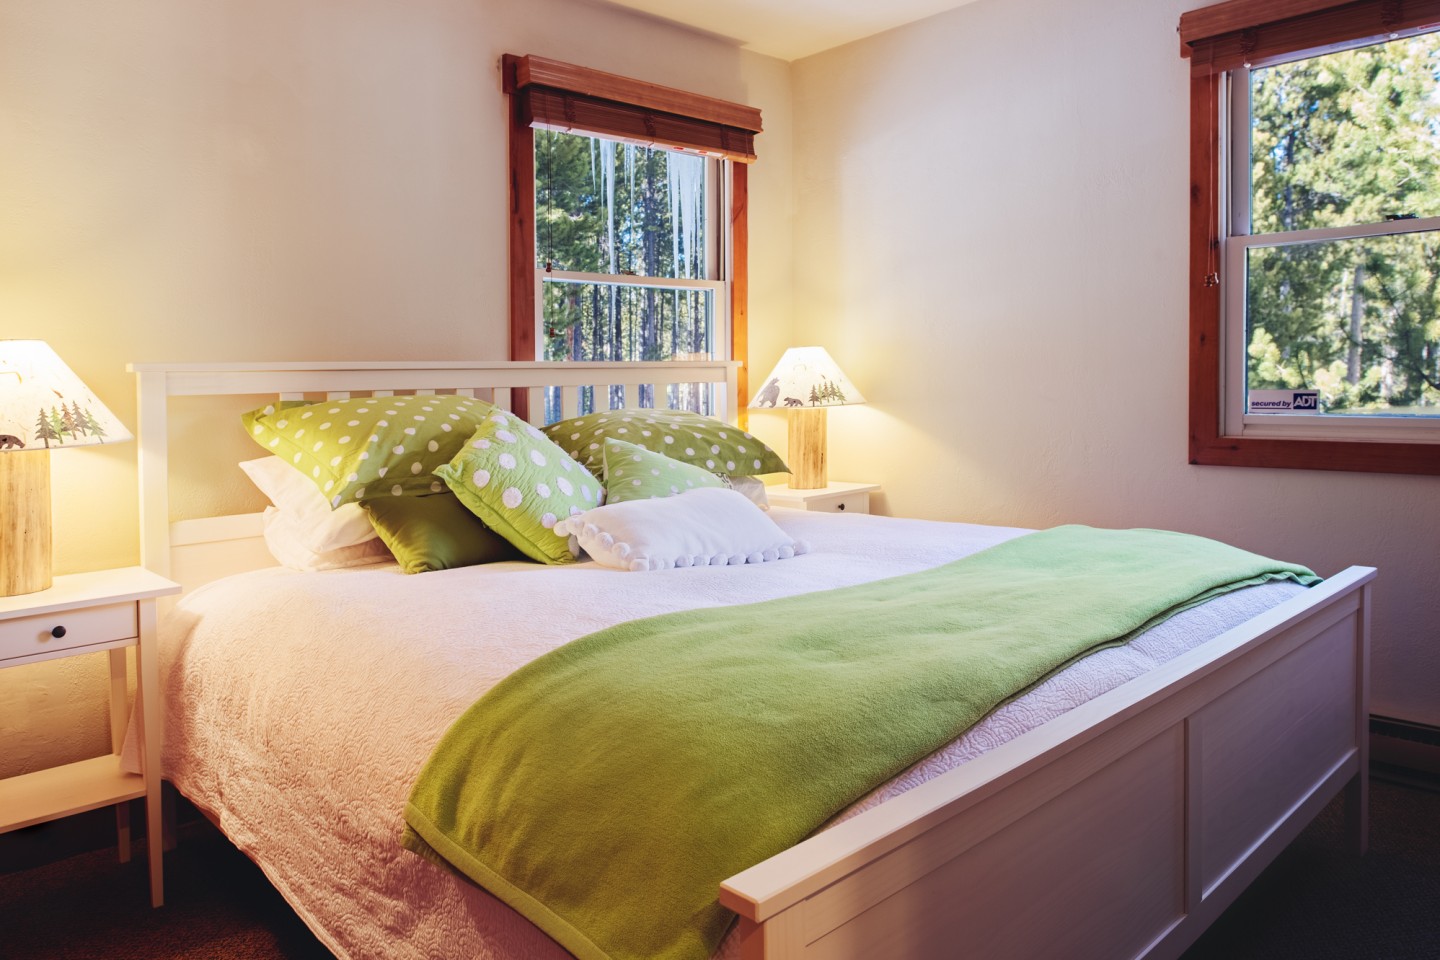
[503,56,761,422]
[1181,0,1440,474]
[535,129,726,414]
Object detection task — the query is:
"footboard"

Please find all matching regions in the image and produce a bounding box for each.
[721,566,1374,960]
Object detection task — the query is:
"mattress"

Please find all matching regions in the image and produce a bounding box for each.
[138,510,1306,960]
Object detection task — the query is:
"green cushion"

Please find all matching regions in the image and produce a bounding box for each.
[600,438,725,504]
[544,409,788,477]
[243,395,497,507]
[363,494,521,574]
[435,411,602,565]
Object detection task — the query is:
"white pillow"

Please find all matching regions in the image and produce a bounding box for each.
[261,507,392,571]
[556,487,808,572]
[722,475,769,510]
[240,457,377,553]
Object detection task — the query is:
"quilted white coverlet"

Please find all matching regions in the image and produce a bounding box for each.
[143,512,1305,960]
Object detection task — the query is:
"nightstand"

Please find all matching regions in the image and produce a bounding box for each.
[0,567,181,907]
[764,481,880,514]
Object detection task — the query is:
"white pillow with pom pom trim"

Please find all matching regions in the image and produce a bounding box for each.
[555,487,808,572]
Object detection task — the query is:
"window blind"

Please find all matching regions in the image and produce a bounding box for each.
[1180,0,1440,72]
[503,55,761,163]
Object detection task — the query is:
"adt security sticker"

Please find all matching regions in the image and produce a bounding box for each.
[1249,389,1320,413]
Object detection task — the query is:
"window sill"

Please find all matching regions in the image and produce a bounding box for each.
[1189,431,1440,475]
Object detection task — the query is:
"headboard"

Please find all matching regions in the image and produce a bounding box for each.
[129,359,741,594]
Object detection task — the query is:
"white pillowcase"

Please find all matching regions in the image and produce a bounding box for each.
[722,475,769,510]
[240,457,377,553]
[556,487,808,572]
[261,508,392,572]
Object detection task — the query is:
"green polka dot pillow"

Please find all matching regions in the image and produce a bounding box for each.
[242,394,497,507]
[434,411,603,565]
[544,409,788,478]
[601,438,725,504]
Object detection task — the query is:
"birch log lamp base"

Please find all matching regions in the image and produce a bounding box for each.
[0,449,52,595]
[749,346,865,490]
[0,340,133,597]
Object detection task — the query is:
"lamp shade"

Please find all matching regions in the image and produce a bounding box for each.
[749,346,865,410]
[0,340,132,450]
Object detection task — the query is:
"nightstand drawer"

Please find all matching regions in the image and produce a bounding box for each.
[805,492,870,513]
[0,602,138,663]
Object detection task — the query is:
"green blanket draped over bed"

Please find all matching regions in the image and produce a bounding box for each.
[401,525,1318,960]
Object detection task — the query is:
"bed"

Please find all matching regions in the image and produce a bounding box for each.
[128,359,1376,960]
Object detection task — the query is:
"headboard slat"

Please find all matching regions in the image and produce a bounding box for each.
[127,360,741,594]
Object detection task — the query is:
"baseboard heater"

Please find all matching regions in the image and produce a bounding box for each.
[1370,715,1440,783]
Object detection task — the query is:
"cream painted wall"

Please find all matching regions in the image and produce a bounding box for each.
[789,0,1440,725]
[0,0,794,778]
[9,0,1431,787]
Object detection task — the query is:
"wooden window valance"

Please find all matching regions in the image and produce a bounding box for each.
[1180,0,1440,72]
[502,54,762,163]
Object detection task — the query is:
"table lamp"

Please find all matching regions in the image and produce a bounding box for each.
[0,340,132,596]
[749,346,865,489]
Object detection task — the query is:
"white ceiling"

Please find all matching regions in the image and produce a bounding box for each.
[599,0,982,62]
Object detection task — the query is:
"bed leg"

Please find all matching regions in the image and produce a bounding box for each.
[734,918,765,960]
[1344,768,1369,856]
[1347,583,1370,857]
[162,782,179,851]
[731,912,805,960]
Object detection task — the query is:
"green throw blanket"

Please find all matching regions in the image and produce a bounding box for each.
[402,525,1317,960]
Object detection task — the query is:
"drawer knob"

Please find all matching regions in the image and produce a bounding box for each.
[836,502,846,511]
[50,625,67,639]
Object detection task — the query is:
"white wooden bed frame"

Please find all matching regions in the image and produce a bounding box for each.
[130,359,1376,960]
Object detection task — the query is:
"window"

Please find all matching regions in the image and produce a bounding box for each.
[503,55,761,421]
[1181,0,1440,474]
[535,129,724,415]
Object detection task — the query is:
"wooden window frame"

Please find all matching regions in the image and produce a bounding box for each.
[502,55,761,417]
[1180,0,1440,475]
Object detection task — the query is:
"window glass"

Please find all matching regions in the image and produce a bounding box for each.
[1240,31,1440,421]
[1249,34,1440,235]
[1246,233,1440,416]
[534,129,721,419]
[536,130,709,281]
[541,281,715,363]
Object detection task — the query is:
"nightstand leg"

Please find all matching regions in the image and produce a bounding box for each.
[107,648,132,863]
[115,805,132,864]
[137,603,165,907]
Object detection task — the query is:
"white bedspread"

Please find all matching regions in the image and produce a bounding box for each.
[137,512,1305,960]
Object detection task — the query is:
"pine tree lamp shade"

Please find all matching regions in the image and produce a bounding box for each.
[0,340,132,596]
[749,346,865,490]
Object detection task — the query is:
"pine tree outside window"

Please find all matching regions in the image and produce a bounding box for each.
[1181,0,1440,474]
[535,130,724,418]
[503,56,761,424]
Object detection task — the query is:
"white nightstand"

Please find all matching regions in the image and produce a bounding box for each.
[0,567,180,907]
[765,481,880,514]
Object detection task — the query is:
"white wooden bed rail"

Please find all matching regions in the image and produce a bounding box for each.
[129,359,739,587]
[722,564,1374,960]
